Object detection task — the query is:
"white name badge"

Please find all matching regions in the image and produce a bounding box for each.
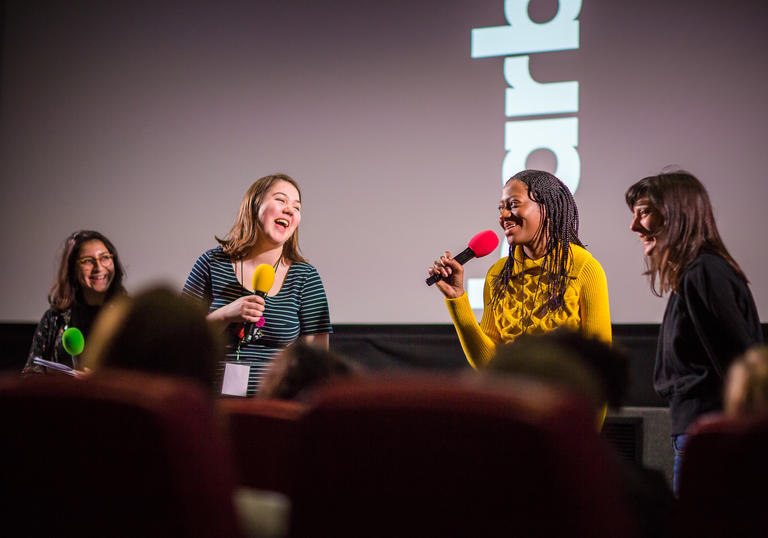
[222,362,251,397]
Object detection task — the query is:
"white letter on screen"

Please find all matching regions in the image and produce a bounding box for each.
[502,117,580,193]
[504,56,578,117]
[471,0,582,58]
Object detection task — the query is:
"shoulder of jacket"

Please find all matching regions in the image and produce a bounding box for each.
[681,252,740,285]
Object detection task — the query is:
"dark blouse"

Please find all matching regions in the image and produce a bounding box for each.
[655,252,762,434]
[23,304,101,374]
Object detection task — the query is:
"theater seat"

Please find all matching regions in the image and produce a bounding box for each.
[0,371,242,538]
[676,413,768,538]
[288,374,634,538]
[217,397,305,495]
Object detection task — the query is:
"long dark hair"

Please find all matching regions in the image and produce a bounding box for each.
[625,170,745,296]
[216,173,307,263]
[48,230,127,311]
[491,170,583,311]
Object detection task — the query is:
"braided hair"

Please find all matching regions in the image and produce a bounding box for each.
[490,170,583,312]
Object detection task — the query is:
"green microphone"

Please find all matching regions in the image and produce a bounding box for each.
[62,327,85,356]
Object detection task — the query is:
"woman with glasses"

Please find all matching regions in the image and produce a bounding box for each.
[23,230,126,375]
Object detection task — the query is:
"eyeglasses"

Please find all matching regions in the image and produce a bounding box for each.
[77,254,114,268]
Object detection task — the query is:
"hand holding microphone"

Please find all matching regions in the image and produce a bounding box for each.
[427,230,499,298]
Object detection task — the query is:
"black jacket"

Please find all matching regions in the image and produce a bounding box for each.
[655,252,762,434]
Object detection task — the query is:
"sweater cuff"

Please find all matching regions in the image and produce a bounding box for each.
[445,292,475,326]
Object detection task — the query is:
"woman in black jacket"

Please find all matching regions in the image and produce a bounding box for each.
[626,170,762,495]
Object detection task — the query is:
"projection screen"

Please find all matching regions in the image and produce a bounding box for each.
[2,0,766,324]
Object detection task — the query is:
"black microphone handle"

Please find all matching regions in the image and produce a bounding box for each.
[242,320,253,338]
[245,290,269,341]
[453,247,477,265]
[425,246,476,286]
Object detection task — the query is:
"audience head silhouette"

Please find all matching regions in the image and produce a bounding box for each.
[83,285,222,392]
[258,341,359,400]
[724,345,768,418]
[487,329,630,417]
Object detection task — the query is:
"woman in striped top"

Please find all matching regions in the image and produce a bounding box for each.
[183,173,332,396]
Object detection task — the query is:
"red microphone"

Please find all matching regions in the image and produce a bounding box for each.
[426,229,500,286]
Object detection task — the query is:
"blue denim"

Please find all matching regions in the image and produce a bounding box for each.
[671,433,689,497]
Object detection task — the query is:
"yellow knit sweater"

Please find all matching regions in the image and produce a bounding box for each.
[445,244,612,369]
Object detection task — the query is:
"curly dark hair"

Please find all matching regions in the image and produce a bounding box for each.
[491,170,583,313]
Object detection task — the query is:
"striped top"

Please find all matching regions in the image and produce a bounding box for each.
[183,246,332,396]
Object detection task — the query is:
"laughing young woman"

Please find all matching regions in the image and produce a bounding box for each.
[183,173,332,397]
[626,170,761,494]
[429,169,611,369]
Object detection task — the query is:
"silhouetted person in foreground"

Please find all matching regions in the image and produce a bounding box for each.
[83,286,221,394]
[258,341,360,401]
[487,329,674,538]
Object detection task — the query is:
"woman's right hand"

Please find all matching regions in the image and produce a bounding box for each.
[207,295,266,325]
[428,251,465,299]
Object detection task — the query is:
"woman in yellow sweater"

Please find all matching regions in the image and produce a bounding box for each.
[429,169,611,369]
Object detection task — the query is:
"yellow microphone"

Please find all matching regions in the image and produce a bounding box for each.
[243,264,276,344]
[252,263,276,298]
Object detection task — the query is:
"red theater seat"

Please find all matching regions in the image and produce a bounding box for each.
[676,413,768,538]
[288,374,634,538]
[0,371,242,538]
[217,397,305,495]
